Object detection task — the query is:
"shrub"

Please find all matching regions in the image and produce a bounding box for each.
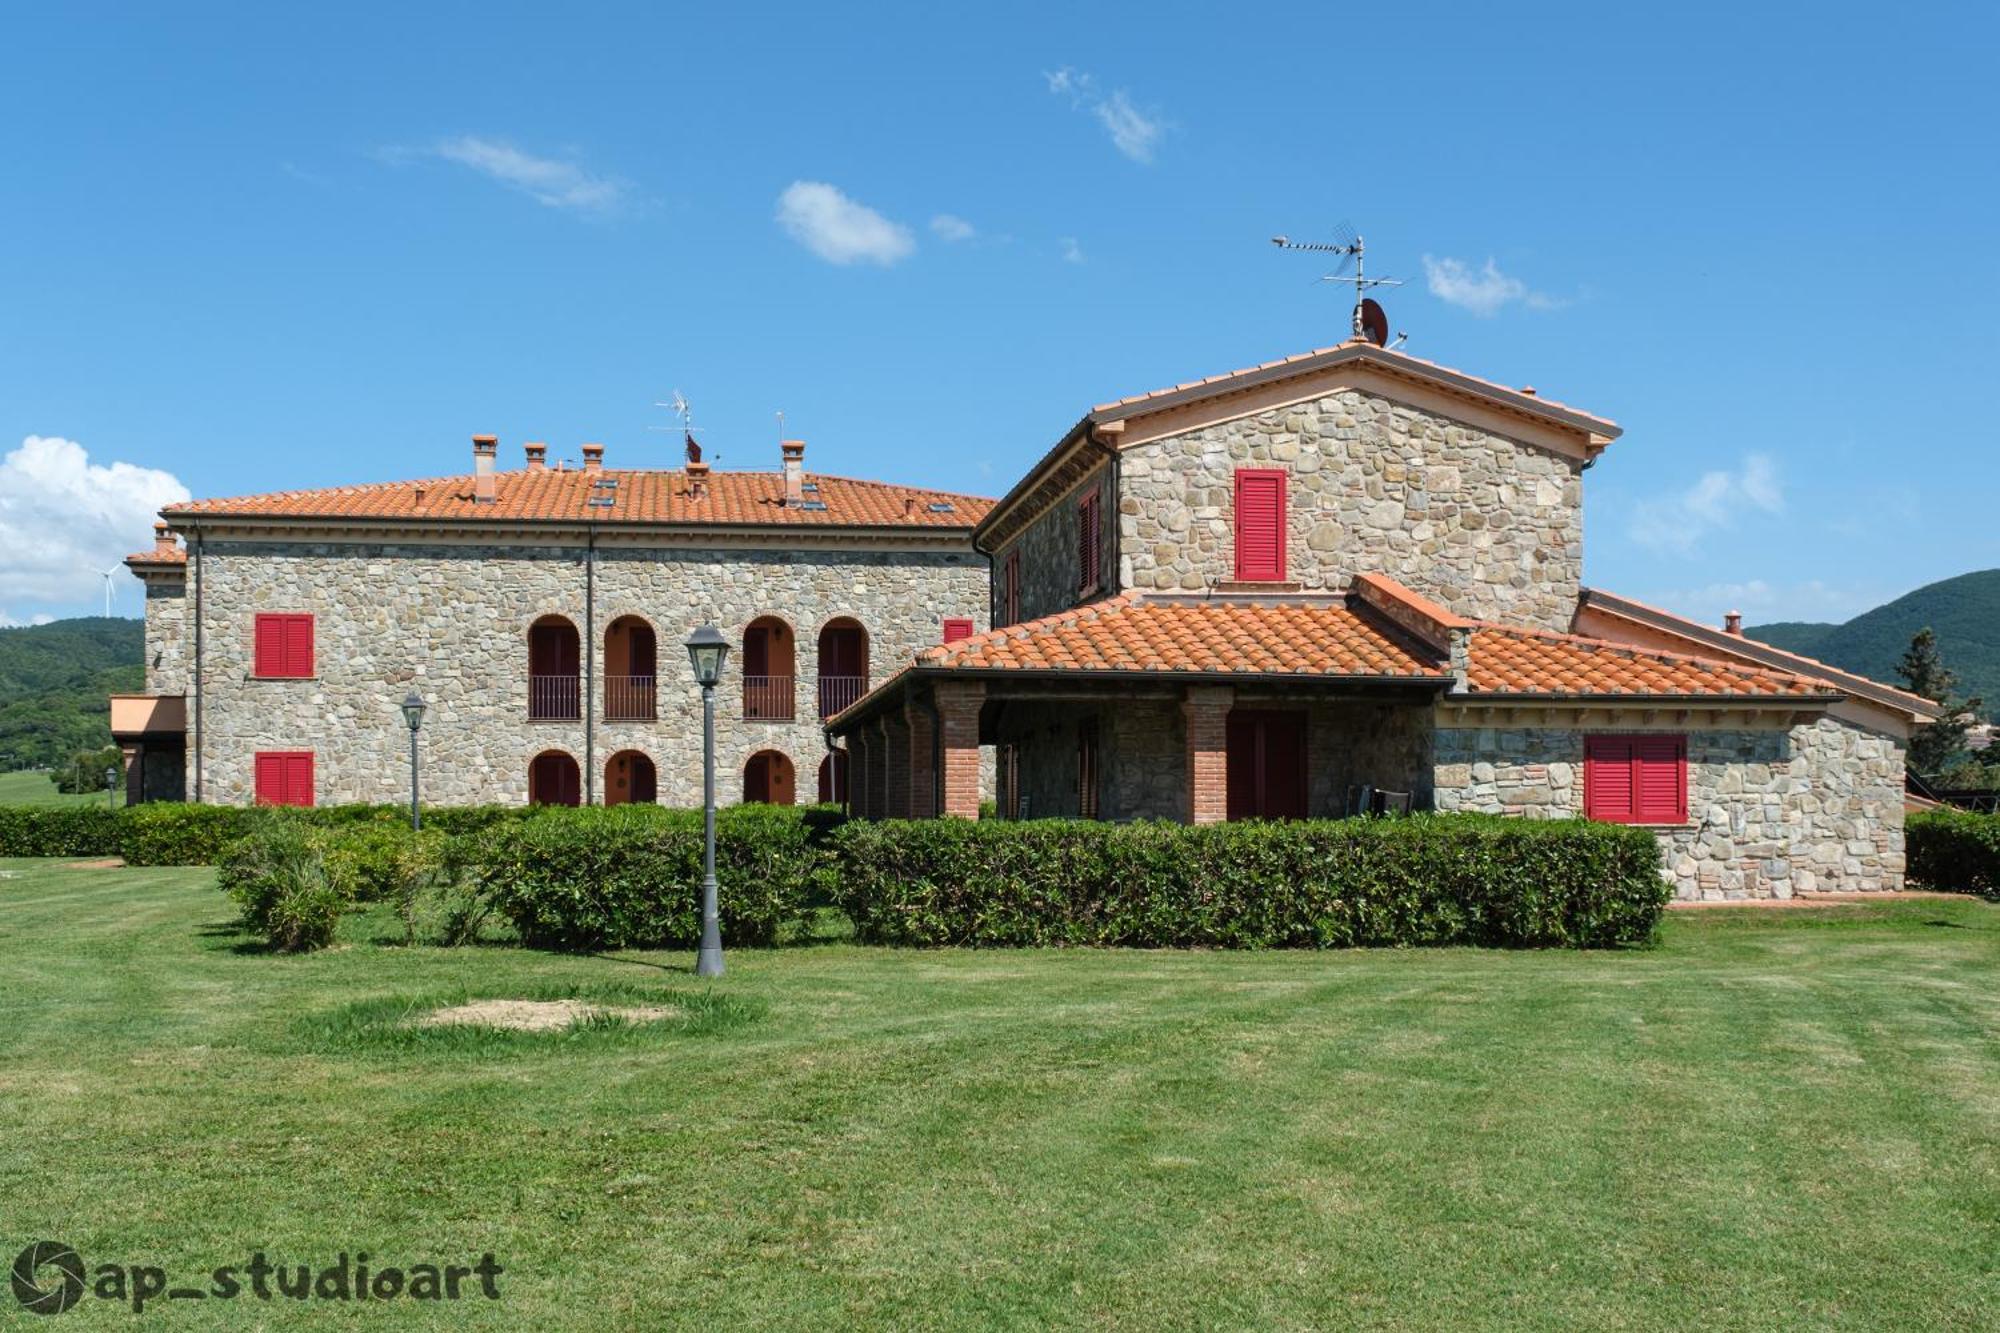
[1907,809,2000,900]
[830,815,1668,950]
[0,806,123,857]
[218,817,353,952]
[476,805,823,950]
[119,803,254,866]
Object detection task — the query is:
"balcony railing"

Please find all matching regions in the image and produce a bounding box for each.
[529,674,581,721]
[817,675,867,719]
[742,675,795,721]
[604,674,657,721]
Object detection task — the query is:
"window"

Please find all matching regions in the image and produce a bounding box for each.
[1077,489,1102,595]
[253,613,314,678]
[253,751,314,807]
[1233,470,1287,582]
[1584,735,1687,824]
[1077,719,1100,819]
[1003,548,1022,624]
[942,618,974,644]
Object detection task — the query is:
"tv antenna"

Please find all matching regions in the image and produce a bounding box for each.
[650,390,707,465]
[1271,222,1405,345]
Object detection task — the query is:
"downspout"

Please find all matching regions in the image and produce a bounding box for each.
[191,526,204,804]
[585,525,596,805]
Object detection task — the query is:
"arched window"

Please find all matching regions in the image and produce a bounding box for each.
[604,616,657,720]
[604,749,657,806]
[817,617,869,718]
[528,750,581,806]
[817,750,849,805]
[744,750,796,805]
[743,616,796,720]
[528,615,581,720]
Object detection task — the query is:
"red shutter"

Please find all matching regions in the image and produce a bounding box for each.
[942,618,974,643]
[1234,470,1286,581]
[254,615,281,677]
[254,614,314,678]
[1584,736,1635,821]
[1077,491,1101,593]
[1634,736,1687,823]
[255,751,314,807]
[254,752,282,804]
[287,615,314,678]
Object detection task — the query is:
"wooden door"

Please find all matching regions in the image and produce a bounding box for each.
[1225,710,1307,820]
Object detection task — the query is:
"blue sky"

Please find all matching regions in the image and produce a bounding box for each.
[3,1,1995,628]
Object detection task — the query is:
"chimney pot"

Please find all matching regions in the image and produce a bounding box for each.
[471,435,498,503]
[781,438,805,505]
[1520,385,1538,396]
[525,442,547,471]
[153,522,175,555]
[581,443,604,473]
[1724,610,1743,636]
[685,458,710,498]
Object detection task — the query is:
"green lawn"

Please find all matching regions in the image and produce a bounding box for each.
[1,859,1995,1329]
[0,768,124,807]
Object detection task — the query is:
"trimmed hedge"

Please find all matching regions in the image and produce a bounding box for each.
[1907,810,2000,900]
[477,804,826,950]
[831,815,1669,950]
[0,805,123,858]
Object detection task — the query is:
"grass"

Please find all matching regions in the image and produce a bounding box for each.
[0,860,1995,1330]
[0,767,124,807]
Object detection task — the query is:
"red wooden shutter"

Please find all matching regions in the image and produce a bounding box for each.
[1584,736,1635,821]
[1233,470,1286,581]
[286,753,315,808]
[1077,491,1101,593]
[287,615,314,678]
[254,614,314,678]
[1634,736,1687,823]
[942,618,973,644]
[254,615,281,677]
[255,751,314,807]
[254,752,283,804]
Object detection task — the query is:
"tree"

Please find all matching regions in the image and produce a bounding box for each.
[1898,627,1982,777]
[54,745,123,795]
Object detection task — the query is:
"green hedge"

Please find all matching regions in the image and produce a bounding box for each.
[1907,810,2000,900]
[477,805,827,950]
[0,805,124,858]
[830,815,1668,950]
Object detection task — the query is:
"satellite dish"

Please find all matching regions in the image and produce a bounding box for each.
[1358,298,1390,346]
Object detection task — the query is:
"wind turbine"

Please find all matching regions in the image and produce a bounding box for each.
[99,566,118,618]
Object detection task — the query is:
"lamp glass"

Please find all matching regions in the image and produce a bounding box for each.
[401,692,427,732]
[684,626,729,687]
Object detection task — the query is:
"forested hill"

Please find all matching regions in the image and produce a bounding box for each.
[0,617,144,768]
[1747,569,2000,715]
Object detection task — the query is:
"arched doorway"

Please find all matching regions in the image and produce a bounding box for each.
[604,750,656,806]
[528,750,582,806]
[744,750,796,805]
[817,617,869,718]
[817,750,849,805]
[528,615,581,719]
[742,616,795,719]
[604,616,657,720]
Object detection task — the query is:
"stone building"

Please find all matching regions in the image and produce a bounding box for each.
[827,339,1935,899]
[117,437,992,809]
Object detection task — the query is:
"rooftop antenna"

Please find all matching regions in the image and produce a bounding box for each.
[650,390,706,465]
[1270,222,1404,345]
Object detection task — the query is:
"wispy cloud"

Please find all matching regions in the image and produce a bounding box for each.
[930,213,976,243]
[1629,453,1785,554]
[0,436,189,621]
[382,136,627,214]
[1422,255,1560,317]
[1642,578,1887,629]
[1059,236,1085,265]
[776,182,915,266]
[1045,67,1166,163]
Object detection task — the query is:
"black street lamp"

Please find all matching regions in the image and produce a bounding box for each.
[400,692,427,830]
[684,625,730,978]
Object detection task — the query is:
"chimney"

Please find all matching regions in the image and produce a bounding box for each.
[685,458,710,498]
[152,522,176,556]
[1520,386,1538,397]
[525,442,547,471]
[581,443,604,473]
[1724,610,1743,636]
[471,435,498,504]
[781,439,805,505]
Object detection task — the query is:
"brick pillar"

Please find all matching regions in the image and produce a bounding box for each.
[882,711,911,820]
[905,698,937,818]
[1182,686,1233,824]
[935,680,986,819]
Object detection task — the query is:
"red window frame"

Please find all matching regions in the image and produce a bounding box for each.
[253,613,315,679]
[253,751,315,807]
[1077,488,1102,595]
[942,617,974,644]
[1233,469,1288,582]
[1584,734,1687,824]
[1003,547,1022,624]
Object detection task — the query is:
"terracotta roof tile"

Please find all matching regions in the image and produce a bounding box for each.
[123,547,186,566]
[1463,625,1834,699]
[163,469,994,530]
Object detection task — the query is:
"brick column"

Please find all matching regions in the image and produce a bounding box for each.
[905,698,937,818]
[882,711,911,820]
[935,680,986,819]
[1182,686,1233,824]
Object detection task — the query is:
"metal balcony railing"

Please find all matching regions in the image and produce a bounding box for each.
[742,674,795,721]
[604,674,657,721]
[817,675,867,719]
[528,674,581,720]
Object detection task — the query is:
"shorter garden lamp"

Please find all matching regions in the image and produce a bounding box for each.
[684,625,730,978]
[104,764,117,809]
[400,691,427,831]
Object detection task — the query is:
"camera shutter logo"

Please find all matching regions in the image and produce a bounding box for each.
[12,1241,86,1316]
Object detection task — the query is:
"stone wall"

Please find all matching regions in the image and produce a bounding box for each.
[1433,716,1908,899]
[182,537,987,807]
[990,457,1115,627]
[1302,698,1435,814]
[1117,387,1585,632]
[142,577,189,695]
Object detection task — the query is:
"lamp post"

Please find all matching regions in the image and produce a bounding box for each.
[684,625,730,978]
[104,765,117,809]
[400,692,427,831]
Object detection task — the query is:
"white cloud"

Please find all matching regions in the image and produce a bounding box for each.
[1642,578,1886,629]
[0,436,189,620]
[1059,236,1085,264]
[0,611,56,628]
[1422,255,1559,317]
[930,213,976,242]
[776,181,915,266]
[1045,67,1166,163]
[387,136,626,214]
[1629,453,1785,554]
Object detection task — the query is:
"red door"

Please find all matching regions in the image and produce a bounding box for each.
[1225,710,1306,820]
